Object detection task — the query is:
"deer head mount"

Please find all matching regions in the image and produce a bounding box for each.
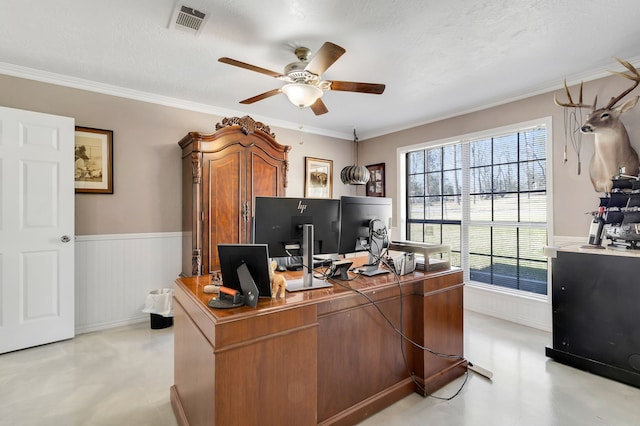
[555,58,640,193]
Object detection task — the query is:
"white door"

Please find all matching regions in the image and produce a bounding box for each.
[0,106,75,354]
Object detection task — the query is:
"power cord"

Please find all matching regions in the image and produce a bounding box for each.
[291,232,480,399]
[312,250,470,400]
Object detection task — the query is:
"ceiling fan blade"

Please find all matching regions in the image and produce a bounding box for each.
[329,80,386,94]
[305,42,346,76]
[310,98,329,115]
[239,88,282,104]
[218,57,281,78]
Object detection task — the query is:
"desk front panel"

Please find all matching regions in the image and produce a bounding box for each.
[316,270,464,425]
[172,267,464,426]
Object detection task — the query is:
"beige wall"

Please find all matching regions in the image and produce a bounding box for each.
[0,74,357,235]
[5,71,640,239]
[359,73,640,239]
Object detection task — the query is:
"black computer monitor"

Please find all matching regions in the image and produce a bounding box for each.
[217,243,272,298]
[253,196,340,257]
[338,196,393,276]
[253,196,340,291]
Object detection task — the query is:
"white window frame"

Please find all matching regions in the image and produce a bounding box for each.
[396,117,554,305]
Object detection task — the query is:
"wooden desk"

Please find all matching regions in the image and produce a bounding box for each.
[170,265,465,426]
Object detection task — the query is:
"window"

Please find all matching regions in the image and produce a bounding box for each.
[405,122,548,295]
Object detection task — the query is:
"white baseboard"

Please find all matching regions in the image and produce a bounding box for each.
[75,315,149,335]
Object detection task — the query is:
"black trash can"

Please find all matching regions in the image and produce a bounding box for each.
[143,288,174,329]
[150,313,173,329]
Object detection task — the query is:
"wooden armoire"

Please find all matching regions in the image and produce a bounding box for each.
[179,116,290,276]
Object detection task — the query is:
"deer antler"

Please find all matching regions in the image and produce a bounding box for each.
[554,80,597,110]
[604,57,640,109]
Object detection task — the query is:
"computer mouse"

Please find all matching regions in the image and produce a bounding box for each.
[276,264,287,272]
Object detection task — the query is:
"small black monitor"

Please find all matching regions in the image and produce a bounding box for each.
[217,244,272,298]
[253,197,340,257]
[338,196,393,276]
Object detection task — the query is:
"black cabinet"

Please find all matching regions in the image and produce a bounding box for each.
[546,250,640,388]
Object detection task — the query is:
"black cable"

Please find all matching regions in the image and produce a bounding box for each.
[380,256,469,399]
[328,264,462,359]
[288,228,470,399]
[328,251,469,400]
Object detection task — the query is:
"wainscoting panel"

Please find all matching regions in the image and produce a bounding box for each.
[464,285,552,332]
[75,232,182,334]
[461,236,580,332]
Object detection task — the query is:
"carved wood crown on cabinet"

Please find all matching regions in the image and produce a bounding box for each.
[179,116,291,276]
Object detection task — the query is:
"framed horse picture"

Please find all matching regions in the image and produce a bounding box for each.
[75,126,113,194]
[304,157,333,198]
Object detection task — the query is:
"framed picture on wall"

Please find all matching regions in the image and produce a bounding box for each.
[366,163,385,197]
[75,126,113,194]
[304,157,333,198]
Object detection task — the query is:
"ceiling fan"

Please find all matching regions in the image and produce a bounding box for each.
[218,42,385,115]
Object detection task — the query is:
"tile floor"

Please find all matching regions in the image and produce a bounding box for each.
[1,311,639,426]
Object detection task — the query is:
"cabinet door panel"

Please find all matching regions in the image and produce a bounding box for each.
[247,148,286,227]
[249,151,282,196]
[205,150,243,272]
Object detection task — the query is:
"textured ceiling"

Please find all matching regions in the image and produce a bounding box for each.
[1,0,640,140]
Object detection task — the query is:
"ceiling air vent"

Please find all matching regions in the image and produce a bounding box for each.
[169,4,209,36]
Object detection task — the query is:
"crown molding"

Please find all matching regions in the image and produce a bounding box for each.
[0,62,351,140]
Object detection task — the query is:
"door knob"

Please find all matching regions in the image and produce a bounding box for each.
[60,235,71,243]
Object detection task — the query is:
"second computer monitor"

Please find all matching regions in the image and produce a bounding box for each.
[338,195,393,255]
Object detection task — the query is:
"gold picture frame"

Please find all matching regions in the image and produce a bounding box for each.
[75,126,113,194]
[366,163,385,197]
[304,157,333,198]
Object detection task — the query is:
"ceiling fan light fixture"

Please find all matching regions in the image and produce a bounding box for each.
[282,83,323,107]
